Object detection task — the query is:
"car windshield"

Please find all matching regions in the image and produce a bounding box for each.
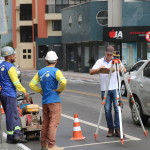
[130,62,145,72]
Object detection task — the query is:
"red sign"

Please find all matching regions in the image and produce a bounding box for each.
[109,29,116,38]
[109,29,123,39]
[145,31,150,42]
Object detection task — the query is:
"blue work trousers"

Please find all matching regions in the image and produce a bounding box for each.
[0,92,22,140]
[101,89,120,129]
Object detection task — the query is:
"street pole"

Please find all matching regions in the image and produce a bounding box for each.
[0,0,8,147]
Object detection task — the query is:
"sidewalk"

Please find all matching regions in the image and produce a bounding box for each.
[0,142,23,150]
[22,70,100,84]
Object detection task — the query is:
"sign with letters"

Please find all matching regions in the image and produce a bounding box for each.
[103,26,150,42]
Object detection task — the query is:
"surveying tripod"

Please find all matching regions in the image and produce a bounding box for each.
[94,56,148,144]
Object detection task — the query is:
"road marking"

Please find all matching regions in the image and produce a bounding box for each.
[61,114,141,141]
[65,89,128,102]
[39,108,141,149]
[3,132,31,150]
[63,139,132,149]
[23,81,127,102]
[39,107,141,141]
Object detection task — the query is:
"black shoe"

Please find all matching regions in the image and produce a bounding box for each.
[6,139,16,144]
[14,136,28,143]
[106,128,114,137]
[115,128,125,138]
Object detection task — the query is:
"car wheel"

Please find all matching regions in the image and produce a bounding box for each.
[131,97,149,126]
[121,82,127,96]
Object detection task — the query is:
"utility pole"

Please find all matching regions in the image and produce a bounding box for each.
[0,0,8,148]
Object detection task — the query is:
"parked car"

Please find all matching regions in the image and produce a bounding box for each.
[127,59,150,125]
[120,60,146,96]
[0,57,21,82]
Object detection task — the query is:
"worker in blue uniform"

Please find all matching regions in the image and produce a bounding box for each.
[0,46,29,144]
[29,51,67,150]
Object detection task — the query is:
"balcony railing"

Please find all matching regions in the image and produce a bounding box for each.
[46,4,74,13]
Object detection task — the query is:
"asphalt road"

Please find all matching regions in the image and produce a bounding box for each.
[2,76,150,150]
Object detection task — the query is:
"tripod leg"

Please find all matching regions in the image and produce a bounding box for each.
[94,105,104,140]
[119,63,148,137]
[115,63,124,144]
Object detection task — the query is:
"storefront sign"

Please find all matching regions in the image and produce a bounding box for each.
[109,29,123,39]
[103,26,150,42]
[145,31,150,42]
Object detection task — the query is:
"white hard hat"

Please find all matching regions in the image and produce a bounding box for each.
[45,51,58,61]
[1,46,16,57]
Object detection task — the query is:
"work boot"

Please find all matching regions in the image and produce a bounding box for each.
[41,148,48,150]
[14,136,28,143]
[115,128,125,137]
[106,128,114,137]
[48,145,64,150]
[6,139,16,144]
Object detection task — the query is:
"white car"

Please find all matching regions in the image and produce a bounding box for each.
[127,59,150,125]
[120,60,147,96]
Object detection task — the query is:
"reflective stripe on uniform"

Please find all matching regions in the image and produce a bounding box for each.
[7,131,14,135]
[31,79,38,84]
[14,126,21,130]
[13,80,20,85]
[58,77,66,82]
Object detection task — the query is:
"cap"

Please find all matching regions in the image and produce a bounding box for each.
[105,46,115,54]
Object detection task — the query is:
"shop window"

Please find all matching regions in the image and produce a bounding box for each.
[5,0,8,5]
[28,55,31,59]
[28,49,31,53]
[20,4,32,21]
[78,14,82,28]
[68,16,72,29]
[23,55,26,59]
[23,49,26,53]
[38,45,48,58]
[20,26,32,42]
[22,49,32,59]
[52,20,61,31]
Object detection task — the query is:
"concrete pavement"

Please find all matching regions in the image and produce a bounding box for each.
[0,70,99,150]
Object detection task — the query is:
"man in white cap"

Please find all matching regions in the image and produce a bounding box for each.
[29,50,67,150]
[90,46,126,138]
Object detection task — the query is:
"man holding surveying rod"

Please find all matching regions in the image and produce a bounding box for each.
[89,46,126,138]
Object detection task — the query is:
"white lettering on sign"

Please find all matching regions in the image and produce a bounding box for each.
[109,29,123,39]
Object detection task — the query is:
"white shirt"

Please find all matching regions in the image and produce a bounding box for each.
[92,57,119,91]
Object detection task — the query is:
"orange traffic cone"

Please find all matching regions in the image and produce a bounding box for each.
[0,103,4,114]
[70,114,85,140]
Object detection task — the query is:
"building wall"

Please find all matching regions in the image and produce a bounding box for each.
[62,1,107,43]
[122,1,150,26]
[1,0,12,46]
[12,0,34,68]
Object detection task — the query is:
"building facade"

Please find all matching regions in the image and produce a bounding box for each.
[104,0,150,67]
[62,1,108,72]
[62,0,150,72]
[12,0,92,69]
[11,0,150,71]
[0,0,12,47]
